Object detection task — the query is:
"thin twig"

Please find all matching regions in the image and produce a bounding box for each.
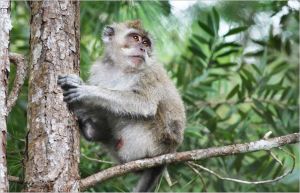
[270,151,283,166]
[263,131,283,166]
[188,145,295,185]
[81,153,114,164]
[7,53,27,113]
[163,168,175,187]
[186,163,207,192]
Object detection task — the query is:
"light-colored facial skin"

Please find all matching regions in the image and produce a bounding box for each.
[121,29,152,65]
[103,25,153,70]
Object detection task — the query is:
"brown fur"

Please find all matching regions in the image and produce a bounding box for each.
[125,20,149,37]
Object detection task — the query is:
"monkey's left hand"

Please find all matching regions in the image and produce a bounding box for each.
[58,74,95,104]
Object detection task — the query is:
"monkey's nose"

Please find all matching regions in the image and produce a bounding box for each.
[140,47,145,52]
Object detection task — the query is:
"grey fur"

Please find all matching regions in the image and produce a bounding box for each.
[58,21,185,192]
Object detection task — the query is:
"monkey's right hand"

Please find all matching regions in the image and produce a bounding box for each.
[58,74,85,104]
[58,74,96,104]
[57,74,83,90]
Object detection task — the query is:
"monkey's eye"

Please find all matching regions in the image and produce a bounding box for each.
[132,35,139,41]
[143,40,150,47]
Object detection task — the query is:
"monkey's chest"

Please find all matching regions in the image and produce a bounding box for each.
[93,73,138,90]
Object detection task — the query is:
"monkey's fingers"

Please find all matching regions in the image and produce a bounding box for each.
[58,75,82,86]
[57,76,78,85]
[58,80,80,90]
[65,74,82,84]
[58,75,67,79]
[58,74,80,81]
[63,92,81,103]
[63,88,78,96]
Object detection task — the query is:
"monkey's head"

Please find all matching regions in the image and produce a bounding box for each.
[102,20,154,69]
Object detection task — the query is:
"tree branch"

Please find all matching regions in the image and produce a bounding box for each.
[8,175,22,184]
[7,53,27,113]
[80,132,299,190]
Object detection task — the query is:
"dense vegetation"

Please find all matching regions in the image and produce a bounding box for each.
[7,1,299,192]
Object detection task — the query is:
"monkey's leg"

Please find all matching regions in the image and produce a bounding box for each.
[78,117,112,142]
[67,102,112,142]
[133,166,165,192]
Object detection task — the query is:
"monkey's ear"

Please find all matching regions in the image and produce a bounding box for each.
[102,26,115,43]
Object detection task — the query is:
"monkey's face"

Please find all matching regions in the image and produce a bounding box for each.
[102,21,153,69]
[121,31,152,66]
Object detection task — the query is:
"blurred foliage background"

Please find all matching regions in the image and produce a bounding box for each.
[7,0,299,192]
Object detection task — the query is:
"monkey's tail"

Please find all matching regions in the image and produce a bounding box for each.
[133,166,165,192]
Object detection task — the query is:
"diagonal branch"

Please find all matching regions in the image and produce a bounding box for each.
[80,132,300,191]
[8,175,22,184]
[7,53,27,113]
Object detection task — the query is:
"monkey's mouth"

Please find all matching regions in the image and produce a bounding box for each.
[129,55,145,61]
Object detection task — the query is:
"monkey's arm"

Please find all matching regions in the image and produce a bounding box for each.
[58,75,159,117]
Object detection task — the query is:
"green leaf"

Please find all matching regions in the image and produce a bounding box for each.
[265,107,277,128]
[251,39,267,46]
[272,163,284,179]
[270,61,287,76]
[193,34,209,45]
[240,74,252,92]
[253,106,265,119]
[251,64,262,75]
[280,87,290,100]
[223,26,248,37]
[215,49,239,58]
[188,44,207,60]
[198,20,215,36]
[231,154,244,172]
[226,84,239,99]
[214,42,241,53]
[241,68,256,83]
[185,130,202,138]
[285,39,291,55]
[244,50,264,57]
[207,13,215,35]
[252,98,265,111]
[176,61,186,86]
[215,62,237,68]
[212,7,220,34]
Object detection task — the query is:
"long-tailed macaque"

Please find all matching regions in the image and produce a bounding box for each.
[58,20,186,192]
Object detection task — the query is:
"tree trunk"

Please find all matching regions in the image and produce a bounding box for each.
[25,0,80,191]
[0,0,11,191]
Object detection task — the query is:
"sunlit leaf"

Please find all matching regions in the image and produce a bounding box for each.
[223,26,248,37]
[215,62,237,68]
[226,85,239,99]
[193,34,209,45]
[214,42,241,53]
[188,45,207,60]
[244,50,264,57]
[215,49,239,58]
[241,68,256,83]
[212,7,220,34]
[251,39,267,46]
[198,20,215,36]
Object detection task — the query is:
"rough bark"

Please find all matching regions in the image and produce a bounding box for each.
[7,53,27,113]
[0,0,11,191]
[25,0,80,191]
[80,132,300,190]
